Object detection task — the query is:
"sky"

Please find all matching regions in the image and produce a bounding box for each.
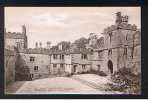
[5,7,141,48]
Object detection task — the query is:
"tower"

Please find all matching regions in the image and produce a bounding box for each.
[35,42,38,48]
[22,25,28,49]
[115,12,122,25]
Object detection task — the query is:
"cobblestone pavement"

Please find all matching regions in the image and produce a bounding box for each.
[5,74,121,94]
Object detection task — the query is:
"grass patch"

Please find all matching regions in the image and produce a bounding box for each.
[106,67,141,94]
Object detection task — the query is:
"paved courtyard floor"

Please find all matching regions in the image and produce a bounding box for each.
[5,74,122,94]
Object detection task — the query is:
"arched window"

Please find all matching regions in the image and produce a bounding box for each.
[108,49,112,56]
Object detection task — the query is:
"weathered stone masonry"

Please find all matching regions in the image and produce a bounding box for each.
[4,12,141,83]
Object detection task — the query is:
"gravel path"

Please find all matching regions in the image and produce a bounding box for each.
[5,74,121,94]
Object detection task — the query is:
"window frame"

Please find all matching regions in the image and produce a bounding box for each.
[30,56,35,62]
[34,66,38,71]
[53,64,57,68]
[81,54,88,60]
[82,64,86,69]
[53,54,58,59]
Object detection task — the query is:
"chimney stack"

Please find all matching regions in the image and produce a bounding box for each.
[46,41,51,49]
[39,42,42,48]
[22,24,26,35]
[35,42,38,48]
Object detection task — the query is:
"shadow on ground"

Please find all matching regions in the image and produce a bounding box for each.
[5,81,26,94]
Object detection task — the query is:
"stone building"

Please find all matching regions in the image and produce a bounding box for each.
[4,12,141,82]
[89,12,141,75]
[69,48,92,74]
[49,48,92,75]
[5,25,28,50]
[16,48,51,80]
[4,49,16,85]
[4,25,28,84]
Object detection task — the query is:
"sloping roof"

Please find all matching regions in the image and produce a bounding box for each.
[5,32,25,39]
[69,48,92,54]
[22,48,50,55]
[18,47,92,55]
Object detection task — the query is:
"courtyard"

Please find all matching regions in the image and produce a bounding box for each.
[5,74,122,94]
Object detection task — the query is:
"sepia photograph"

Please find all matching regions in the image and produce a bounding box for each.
[4,7,141,94]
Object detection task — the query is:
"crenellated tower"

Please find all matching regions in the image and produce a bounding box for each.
[115,12,128,25]
[22,25,28,49]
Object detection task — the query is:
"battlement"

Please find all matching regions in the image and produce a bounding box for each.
[103,24,137,34]
[7,32,22,34]
[116,12,128,25]
[6,31,25,39]
[102,12,138,34]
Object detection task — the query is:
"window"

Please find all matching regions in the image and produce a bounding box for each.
[60,64,64,68]
[53,64,57,68]
[34,66,38,71]
[82,65,86,69]
[31,74,34,78]
[53,54,58,59]
[62,55,64,60]
[81,54,88,59]
[126,34,128,40]
[30,56,35,62]
[46,66,48,69]
[97,65,101,71]
[98,51,103,59]
[108,49,112,56]
[60,54,64,60]
[124,48,127,55]
[16,42,20,48]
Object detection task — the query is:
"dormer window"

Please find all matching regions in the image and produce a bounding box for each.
[60,54,64,60]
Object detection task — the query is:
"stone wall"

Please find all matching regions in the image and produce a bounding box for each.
[5,38,25,50]
[15,53,51,80]
[4,49,16,85]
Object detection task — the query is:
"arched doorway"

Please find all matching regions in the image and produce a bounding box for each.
[108,60,113,74]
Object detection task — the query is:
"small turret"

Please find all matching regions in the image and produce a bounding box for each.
[22,25,28,49]
[22,25,26,35]
[39,42,42,48]
[46,41,51,49]
[35,42,38,48]
[115,12,129,25]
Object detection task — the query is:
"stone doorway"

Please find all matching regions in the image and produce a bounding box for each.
[97,65,101,71]
[73,65,77,73]
[108,60,113,74]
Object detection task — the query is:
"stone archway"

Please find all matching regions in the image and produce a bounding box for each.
[108,60,113,74]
